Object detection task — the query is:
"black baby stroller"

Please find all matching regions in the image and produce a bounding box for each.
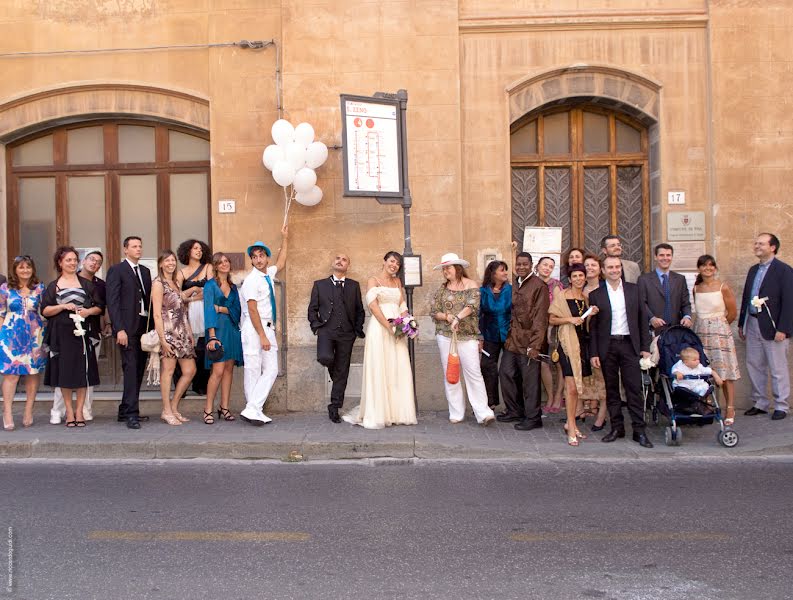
[654,325,739,447]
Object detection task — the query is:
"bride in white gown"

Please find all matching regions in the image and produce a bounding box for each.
[343,251,417,429]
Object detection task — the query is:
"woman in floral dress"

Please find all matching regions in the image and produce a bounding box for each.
[0,256,46,430]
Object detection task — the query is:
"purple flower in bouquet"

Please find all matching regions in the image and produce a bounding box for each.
[388,313,419,339]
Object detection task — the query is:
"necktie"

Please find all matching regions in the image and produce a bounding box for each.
[264,274,276,324]
[134,265,146,312]
[662,273,671,324]
[334,280,343,288]
[749,265,765,314]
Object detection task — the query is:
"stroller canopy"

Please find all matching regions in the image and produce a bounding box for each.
[656,325,709,375]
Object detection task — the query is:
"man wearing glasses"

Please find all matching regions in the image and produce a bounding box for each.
[601,235,641,284]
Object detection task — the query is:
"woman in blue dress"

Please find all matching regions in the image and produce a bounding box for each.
[202,252,243,424]
[0,256,46,430]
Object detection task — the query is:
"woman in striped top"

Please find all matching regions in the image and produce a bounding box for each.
[41,246,104,427]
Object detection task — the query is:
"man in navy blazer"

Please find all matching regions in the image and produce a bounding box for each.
[308,253,365,423]
[106,236,153,429]
[739,233,793,420]
[638,243,692,334]
[589,256,653,447]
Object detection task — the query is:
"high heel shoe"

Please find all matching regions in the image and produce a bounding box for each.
[591,422,606,432]
[161,413,182,426]
[203,411,215,425]
[22,414,33,428]
[724,406,735,426]
[563,423,587,439]
[173,412,190,423]
[567,435,579,446]
[217,407,235,421]
[3,415,15,431]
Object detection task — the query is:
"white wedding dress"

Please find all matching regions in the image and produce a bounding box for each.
[342,286,417,429]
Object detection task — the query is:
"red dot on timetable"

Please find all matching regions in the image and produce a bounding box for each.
[366,119,375,128]
[353,118,362,127]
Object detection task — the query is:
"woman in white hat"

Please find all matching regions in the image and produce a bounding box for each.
[430,253,496,426]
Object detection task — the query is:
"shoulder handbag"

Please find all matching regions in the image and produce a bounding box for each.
[140,288,160,353]
[548,325,560,363]
[445,331,461,385]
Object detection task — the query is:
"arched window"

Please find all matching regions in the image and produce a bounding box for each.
[7,121,210,281]
[511,106,649,267]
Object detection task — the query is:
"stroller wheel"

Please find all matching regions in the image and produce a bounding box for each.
[664,426,681,446]
[718,428,739,448]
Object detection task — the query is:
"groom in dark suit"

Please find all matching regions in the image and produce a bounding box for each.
[638,243,692,334]
[589,256,653,447]
[308,253,365,422]
[106,236,152,429]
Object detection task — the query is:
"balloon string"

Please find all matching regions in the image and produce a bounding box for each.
[282,185,293,228]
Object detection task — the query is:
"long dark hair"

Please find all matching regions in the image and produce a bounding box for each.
[694,254,717,286]
[177,239,212,266]
[212,252,234,288]
[7,255,39,290]
[482,260,508,288]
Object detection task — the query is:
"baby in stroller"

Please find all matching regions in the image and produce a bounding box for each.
[671,347,723,398]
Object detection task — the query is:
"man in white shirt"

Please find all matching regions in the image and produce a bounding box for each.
[239,226,288,425]
[588,256,653,447]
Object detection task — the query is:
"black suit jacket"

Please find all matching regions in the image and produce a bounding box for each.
[588,281,651,359]
[637,270,691,330]
[308,277,365,338]
[739,258,793,340]
[106,260,152,336]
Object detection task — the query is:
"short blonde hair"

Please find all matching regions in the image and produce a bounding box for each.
[680,347,700,361]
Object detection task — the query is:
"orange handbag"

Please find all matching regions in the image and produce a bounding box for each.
[446,332,461,384]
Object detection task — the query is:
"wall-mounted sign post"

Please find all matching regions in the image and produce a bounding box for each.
[341,89,418,406]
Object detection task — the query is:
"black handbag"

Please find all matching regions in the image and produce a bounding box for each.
[206,337,225,362]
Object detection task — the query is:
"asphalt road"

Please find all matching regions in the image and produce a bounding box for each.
[1,457,792,600]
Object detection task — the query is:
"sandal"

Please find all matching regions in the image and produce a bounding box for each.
[3,415,15,431]
[203,411,215,425]
[217,407,235,421]
[563,423,588,439]
[65,421,77,428]
[160,413,182,426]
[567,435,579,447]
[724,406,735,426]
[75,421,86,428]
[173,412,190,423]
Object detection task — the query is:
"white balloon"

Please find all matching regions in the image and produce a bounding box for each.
[295,185,323,207]
[285,141,307,172]
[272,160,295,187]
[293,167,317,194]
[294,122,315,147]
[262,144,284,171]
[271,119,295,146]
[305,141,328,169]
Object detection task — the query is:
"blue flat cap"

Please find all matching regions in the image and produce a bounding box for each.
[247,241,271,257]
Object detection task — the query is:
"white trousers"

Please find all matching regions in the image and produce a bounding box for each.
[436,334,495,423]
[242,323,278,415]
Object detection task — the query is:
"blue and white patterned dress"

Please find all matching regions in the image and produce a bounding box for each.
[0,283,47,375]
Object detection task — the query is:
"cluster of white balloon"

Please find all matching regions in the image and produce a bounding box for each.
[262,119,328,210]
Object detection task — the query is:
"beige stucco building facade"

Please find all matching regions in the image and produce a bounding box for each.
[1,0,790,410]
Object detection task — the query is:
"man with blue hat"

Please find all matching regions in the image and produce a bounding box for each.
[239,225,288,425]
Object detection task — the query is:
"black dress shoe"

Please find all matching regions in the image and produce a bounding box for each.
[601,428,626,443]
[118,415,150,422]
[126,418,141,430]
[328,407,341,423]
[514,419,542,431]
[771,410,787,421]
[496,413,523,423]
[632,432,654,448]
[744,407,768,416]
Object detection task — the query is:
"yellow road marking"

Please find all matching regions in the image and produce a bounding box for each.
[88,531,310,542]
[510,532,729,542]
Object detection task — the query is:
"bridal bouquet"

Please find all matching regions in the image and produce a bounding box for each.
[389,314,419,339]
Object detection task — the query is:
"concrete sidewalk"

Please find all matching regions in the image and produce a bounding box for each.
[0,397,790,460]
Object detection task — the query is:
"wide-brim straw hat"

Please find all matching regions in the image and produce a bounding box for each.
[433,252,470,270]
